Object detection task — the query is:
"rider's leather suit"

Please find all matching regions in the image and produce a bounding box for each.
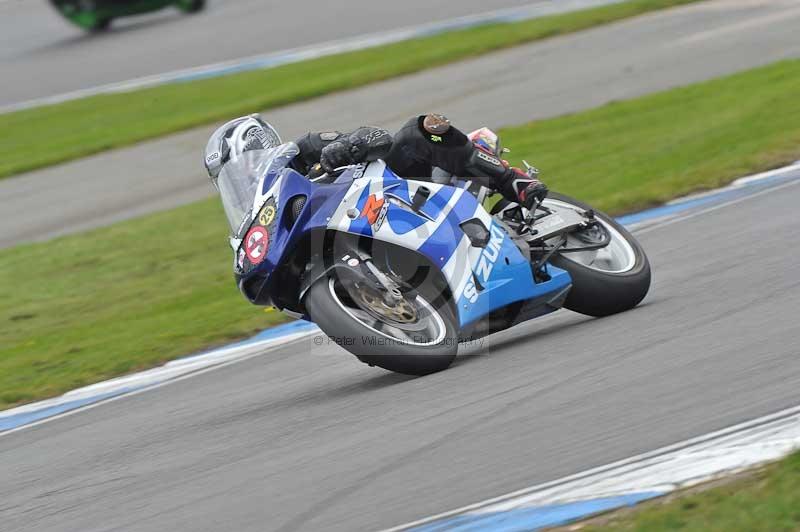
[290,115,545,208]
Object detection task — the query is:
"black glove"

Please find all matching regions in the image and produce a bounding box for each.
[500,166,548,210]
[320,137,368,173]
[517,175,549,210]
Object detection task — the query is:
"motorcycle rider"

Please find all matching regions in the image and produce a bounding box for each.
[204,113,548,210]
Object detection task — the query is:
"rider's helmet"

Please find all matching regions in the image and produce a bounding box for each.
[204,114,282,187]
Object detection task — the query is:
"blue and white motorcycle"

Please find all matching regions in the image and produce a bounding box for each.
[216,128,651,375]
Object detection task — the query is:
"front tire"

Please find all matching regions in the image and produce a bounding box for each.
[546,193,651,317]
[305,276,458,376]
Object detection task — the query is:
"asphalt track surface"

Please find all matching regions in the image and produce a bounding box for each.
[2,172,800,532]
[2,0,800,249]
[0,0,539,107]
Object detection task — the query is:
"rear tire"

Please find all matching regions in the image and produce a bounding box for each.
[547,193,651,317]
[305,276,458,376]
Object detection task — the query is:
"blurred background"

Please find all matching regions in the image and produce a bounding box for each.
[1,0,539,107]
[1,1,799,531]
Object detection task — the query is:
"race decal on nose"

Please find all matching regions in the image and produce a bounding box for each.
[258,204,276,226]
[360,194,388,231]
[244,226,269,265]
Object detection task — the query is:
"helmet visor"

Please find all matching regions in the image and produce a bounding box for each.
[216,143,299,232]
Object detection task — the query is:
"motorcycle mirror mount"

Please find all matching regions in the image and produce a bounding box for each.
[522,160,540,179]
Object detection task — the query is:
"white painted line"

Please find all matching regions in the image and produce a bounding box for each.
[731,162,800,187]
[384,404,800,531]
[0,326,318,437]
[620,162,800,231]
[676,4,800,46]
[667,162,800,203]
[636,177,800,235]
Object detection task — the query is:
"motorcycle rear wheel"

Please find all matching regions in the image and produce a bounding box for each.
[305,275,458,376]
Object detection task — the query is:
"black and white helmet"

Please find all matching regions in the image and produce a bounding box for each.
[204,114,282,184]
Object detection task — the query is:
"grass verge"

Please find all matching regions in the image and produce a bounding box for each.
[2,59,800,409]
[0,0,701,179]
[577,451,800,531]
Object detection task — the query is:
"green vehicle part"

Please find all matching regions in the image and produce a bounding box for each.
[49,0,205,32]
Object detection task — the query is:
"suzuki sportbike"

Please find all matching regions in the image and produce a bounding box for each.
[216,128,651,375]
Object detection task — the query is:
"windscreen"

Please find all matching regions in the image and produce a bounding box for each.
[216,143,299,232]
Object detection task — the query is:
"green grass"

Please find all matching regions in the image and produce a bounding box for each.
[2,59,800,410]
[0,199,292,407]
[583,452,800,531]
[501,60,800,214]
[0,0,701,179]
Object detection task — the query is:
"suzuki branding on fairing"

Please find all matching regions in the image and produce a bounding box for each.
[352,163,367,179]
[463,223,506,303]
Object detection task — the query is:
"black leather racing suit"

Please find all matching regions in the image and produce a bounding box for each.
[290,115,541,207]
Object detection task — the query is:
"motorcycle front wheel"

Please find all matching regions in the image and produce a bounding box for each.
[305,274,458,376]
[544,193,651,317]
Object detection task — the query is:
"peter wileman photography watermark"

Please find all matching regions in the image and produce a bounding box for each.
[311,335,485,350]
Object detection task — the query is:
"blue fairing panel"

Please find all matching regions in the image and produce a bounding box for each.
[324,164,573,328]
[244,168,350,281]
[346,185,376,237]
[454,220,572,328]
[250,162,572,329]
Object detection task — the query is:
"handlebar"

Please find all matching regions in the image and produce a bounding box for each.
[307,163,361,183]
[306,163,328,181]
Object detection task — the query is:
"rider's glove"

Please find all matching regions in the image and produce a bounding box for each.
[507,167,549,210]
[320,136,369,173]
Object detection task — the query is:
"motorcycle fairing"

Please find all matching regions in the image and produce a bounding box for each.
[236,157,571,327]
[328,161,572,327]
[234,166,350,291]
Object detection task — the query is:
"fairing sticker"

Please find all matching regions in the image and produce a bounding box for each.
[236,198,278,274]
